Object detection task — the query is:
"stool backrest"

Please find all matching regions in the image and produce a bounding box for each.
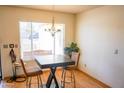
[71,52,80,68]
[20,59,28,77]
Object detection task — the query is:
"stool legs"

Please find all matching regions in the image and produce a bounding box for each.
[61,69,76,88]
[26,77,32,88]
[29,77,32,88]
[72,70,76,88]
[25,75,43,88]
[38,75,43,88]
[37,75,40,88]
[26,77,28,88]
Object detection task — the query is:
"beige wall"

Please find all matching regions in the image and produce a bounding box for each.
[0,6,75,78]
[76,6,124,87]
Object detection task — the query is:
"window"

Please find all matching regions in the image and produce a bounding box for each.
[19,21,65,61]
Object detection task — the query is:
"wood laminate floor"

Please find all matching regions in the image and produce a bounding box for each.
[0,69,109,88]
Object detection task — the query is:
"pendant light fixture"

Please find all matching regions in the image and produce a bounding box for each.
[44,5,61,37]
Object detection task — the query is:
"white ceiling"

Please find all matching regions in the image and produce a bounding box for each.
[15,5,102,14]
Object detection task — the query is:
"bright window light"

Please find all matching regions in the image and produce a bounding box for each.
[19,21,65,61]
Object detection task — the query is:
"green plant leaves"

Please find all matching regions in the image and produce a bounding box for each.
[64,42,79,56]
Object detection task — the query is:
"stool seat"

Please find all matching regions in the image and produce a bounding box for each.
[26,67,43,77]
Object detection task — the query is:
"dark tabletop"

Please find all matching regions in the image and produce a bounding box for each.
[35,55,75,69]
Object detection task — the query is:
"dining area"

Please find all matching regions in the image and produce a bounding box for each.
[0,42,107,88]
[1,53,106,88]
[16,18,81,88]
[16,51,80,88]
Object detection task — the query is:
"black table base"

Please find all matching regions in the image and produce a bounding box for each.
[46,67,59,88]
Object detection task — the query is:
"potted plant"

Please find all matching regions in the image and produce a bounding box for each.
[64,42,79,57]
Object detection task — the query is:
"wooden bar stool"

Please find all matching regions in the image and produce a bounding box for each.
[61,52,80,88]
[20,59,43,88]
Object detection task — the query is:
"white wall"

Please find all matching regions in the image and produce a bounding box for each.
[76,6,124,87]
[0,6,75,78]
